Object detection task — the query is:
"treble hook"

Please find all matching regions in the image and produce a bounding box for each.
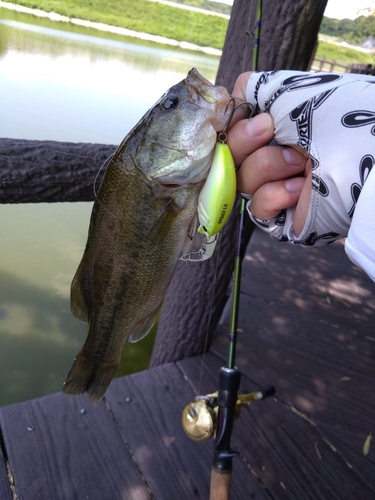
[218,100,255,144]
[217,98,235,144]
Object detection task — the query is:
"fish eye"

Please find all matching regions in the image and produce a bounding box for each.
[162,95,179,110]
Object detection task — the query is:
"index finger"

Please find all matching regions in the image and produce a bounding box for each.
[227,113,274,167]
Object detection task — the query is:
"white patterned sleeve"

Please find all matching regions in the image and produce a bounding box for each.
[243,71,375,280]
[345,168,375,281]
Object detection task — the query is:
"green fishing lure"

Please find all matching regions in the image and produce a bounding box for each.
[197,141,236,237]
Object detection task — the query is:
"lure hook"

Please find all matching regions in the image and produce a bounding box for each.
[218,100,255,144]
[218,98,235,144]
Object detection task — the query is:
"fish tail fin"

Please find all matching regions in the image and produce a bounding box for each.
[63,353,118,405]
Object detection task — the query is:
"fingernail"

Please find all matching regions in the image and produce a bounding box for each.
[245,113,272,138]
[282,147,305,166]
[285,177,305,193]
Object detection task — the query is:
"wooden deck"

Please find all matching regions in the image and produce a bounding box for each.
[0,228,374,499]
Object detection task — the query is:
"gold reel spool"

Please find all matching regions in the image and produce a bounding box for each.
[182,400,217,442]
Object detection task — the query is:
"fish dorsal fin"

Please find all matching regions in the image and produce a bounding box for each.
[128,304,162,343]
[70,261,89,323]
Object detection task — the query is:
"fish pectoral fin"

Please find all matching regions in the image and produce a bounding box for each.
[187,213,199,240]
[180,222,218,262]
[128,305,161,343]
[70,261,89,323]
[180,213,204,258]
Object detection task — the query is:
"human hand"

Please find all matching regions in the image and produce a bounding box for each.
[227,69,375,248]
[227,72,311,236]
[224,69,375,283]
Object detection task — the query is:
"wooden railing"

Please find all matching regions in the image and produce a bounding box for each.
[310,57,375,75]
[0,139,116,203]
[310,57,349,72]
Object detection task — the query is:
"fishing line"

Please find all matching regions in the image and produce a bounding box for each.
[146,7,196,109]
[93,153,113,199]
[160,9,194,59]
[197,228,223,395]
[196,100,253,393]
[93,153,118,219]
[196,0,257,396]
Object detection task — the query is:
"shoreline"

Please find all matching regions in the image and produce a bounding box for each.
[0,1,223,56]
[149,0,230,20]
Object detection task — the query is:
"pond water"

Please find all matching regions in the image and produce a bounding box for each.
[0,6,220,406]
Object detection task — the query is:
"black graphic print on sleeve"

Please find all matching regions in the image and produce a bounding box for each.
[258,73,342,112]
[296,231,340,246]
[348,154,374,218]
[342,110,375,136]
[289,90,336,198]
[245,71,375,248]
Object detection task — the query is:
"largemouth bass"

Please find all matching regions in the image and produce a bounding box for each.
[64,68,234,403]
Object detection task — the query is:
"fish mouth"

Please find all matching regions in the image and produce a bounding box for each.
[160,183,182,189]
[186,75,250,133]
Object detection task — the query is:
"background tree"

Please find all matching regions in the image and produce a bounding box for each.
[320,14,375,45]
[151,0,329,367]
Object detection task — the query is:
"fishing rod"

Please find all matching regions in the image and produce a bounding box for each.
[182,1,275,499]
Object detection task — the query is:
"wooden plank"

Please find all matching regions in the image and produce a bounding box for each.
[317,421,375,491]
[0,441,12,500]
[212,301,375,468]
[105,362,268,500]
[240,229,375,358]
[0,392,151,500]
[233,392,374,499]
[214,296,375,430]
[178,354,375,499]
[213,229,375,434]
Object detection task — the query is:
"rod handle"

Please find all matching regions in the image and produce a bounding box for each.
[210,467,231,500]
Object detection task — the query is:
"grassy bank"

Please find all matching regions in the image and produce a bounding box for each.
[4,0,229,49]
[316,40,374,65]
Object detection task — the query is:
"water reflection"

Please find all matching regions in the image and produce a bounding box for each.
[0,202,89,406]
[0,269,86,406]
[0,7,219,405]
[0,7,219,143]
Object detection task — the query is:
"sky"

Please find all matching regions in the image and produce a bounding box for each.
[324,0,375,19]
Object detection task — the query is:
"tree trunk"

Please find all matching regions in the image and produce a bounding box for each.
[0,139,116,203]
[151,0,329,367]
[257,0,327,71]
[216,0,328,92]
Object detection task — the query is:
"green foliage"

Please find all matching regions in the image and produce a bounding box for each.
[320,14,375,45]
[9,0,229,49]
